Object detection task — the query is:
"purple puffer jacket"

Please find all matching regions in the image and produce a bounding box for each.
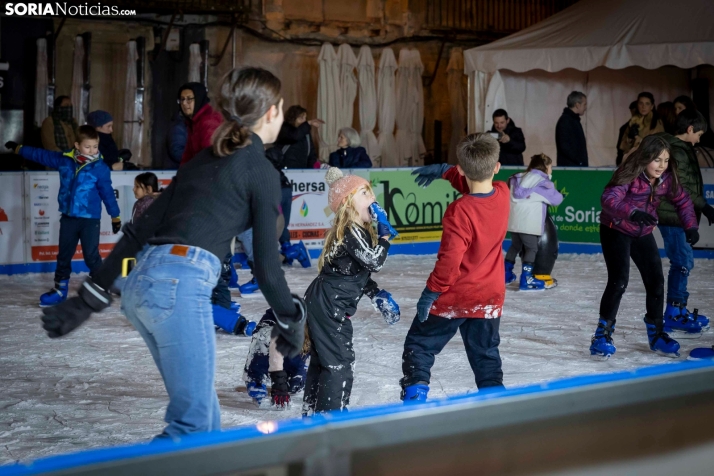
[600,171,697,237]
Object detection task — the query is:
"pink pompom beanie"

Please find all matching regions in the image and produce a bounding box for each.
[325,167,370,213]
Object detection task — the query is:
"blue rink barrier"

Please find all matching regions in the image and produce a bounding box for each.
[3,359,714,476]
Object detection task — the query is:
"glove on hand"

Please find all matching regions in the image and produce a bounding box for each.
[630,210,658,226]
[370,202,398,240]
[112,218,122,234]
[411,164,452,188]
[416,287,441,323]
[372,289,401,325]
[271,294,307,358]
[5,141,18,153]
[685,228,700,246]
[701,204,714,226]
[41,278,112,338]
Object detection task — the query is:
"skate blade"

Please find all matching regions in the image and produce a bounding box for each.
[590,352,613,361]
[699,325,710,332]
[519,287,546,292]
[651,349,680,358]
[534,275,557,289]
[664,329,702,339]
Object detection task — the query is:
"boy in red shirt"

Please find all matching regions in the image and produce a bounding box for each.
[400,133,509,402]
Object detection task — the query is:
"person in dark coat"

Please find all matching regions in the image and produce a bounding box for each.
[177,82,224,167]
[275,105,322,169]
[328,127,373,168]
[555,91,588,167]
[490,109,525,166]
[167,110,188,169]
[616,101,639,165]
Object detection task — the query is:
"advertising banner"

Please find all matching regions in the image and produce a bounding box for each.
[0,173,25,265]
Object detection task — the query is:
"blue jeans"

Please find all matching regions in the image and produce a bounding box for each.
[237,229,254,263]
[121,244,222,438]
[659,225,694,304]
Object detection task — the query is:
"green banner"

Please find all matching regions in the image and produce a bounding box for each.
[369,168,614,245]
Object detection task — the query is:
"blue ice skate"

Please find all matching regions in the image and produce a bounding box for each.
[688,346,714,360]
[589,319,616,360]
[280,242,294,266]
[39,279,69,308]
[645,319,680,358]
[247,381,268,405]
[401,383,429,404]
[505,260,517,285]
[228,261,240,290]
[239,277,259,294]
[283,241,311,268]
[519,264,545,291]
[663,303,703,338]
[665,302,709,331]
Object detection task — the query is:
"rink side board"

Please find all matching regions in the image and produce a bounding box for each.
[2,167,714,274]
[3,360,714,476]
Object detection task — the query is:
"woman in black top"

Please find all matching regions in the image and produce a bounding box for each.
[41,67,306,439]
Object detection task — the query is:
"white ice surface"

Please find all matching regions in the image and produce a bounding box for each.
[1,254,714,465]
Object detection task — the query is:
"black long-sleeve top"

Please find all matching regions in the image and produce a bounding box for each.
[94,134,296,317]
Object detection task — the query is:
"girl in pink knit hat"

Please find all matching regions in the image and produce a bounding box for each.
[301,167,400,416]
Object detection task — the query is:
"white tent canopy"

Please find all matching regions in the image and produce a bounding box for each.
[464,0,714,166]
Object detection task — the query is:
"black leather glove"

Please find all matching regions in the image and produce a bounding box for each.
[5,141,18,152]
[117,149,132,162]
[630,210,658,226]
[270,294,306,358]
[41,278,113,338]
[685,228,700,246]
[701,204,714,226]
[112,219,121,234]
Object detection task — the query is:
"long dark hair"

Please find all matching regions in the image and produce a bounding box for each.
[135,172,160,194]
[637,91,660,129]
[285,105,307,127]
[213,67,282,157]
[608,135,678,190]
[673,95,696,112]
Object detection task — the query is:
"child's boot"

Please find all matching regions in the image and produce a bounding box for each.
[401,383,429,404]
[280,242,294,266]
[283,241,311,268]
[39,279,69,308]
[505,260,517,284]
[247,381,267,405]
[664,302,703,338]
[589,319,616,360]
[519,263,545,291]
[645,318,680,358]
[239,277,259,295]
[270,370,291,409]
[689,346,714,360]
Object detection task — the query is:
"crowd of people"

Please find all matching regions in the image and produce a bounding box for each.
[3,65,714,445]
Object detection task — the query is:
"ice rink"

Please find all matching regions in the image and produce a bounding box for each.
[2,253,714,465]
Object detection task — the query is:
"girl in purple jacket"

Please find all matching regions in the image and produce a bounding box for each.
[591,135,699,359]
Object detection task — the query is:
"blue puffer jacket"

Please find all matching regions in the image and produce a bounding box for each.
[18,146,121,220]
[328,146,373,168]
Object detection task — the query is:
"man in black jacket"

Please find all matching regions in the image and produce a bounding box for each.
[491,109,526,166]
[555,91,588,167]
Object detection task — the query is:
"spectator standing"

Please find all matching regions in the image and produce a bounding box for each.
[555,91,588,167]
[616,101,639,166]
[618,92,665,157]
[328,127,372,168]
[275,105,322,169]
[490,109,526,166]
[41,96,77,152]
[177,82,224,167]
[167,110,188,170]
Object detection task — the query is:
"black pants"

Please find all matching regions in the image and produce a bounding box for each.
[55,215,102,282]
[401,315,503,390]
[303,313,355,414]
[599,225,664,329]
[211,253,233,309]
[506,232,539,264]
[279,186,292,245]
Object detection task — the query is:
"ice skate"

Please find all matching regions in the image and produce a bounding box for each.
[645,319,680,358]
[39,279,69,308]
[589,319,616,360]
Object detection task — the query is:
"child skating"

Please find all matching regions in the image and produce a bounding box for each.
[591,135,698,360]
[504,153,563,290]
[302,167,400,416]
[401,133,509,402]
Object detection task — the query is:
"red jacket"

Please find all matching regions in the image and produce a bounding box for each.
[426,167,509,318]
[180,103,224,166]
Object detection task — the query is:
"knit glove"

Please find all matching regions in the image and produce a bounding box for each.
[5,141,19,153]
[411,164,452,187]
[372,289,401,325]
[630,210,658,226]
[41,278,112,338]
[271,295,307,358]
[416,287,441,323]
[685,228,700,246]
[112,218,122,234]
[269,370,291,408]
[701,204,714,226]
[369,202,398,240]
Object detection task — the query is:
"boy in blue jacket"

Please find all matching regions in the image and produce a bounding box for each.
[6,126,121,307]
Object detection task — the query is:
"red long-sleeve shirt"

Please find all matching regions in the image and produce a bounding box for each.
[425,167,509,319]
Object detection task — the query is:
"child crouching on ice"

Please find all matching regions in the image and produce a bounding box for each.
[302,167,400,416]
[505,153,563,291]
[400,133,509,403]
